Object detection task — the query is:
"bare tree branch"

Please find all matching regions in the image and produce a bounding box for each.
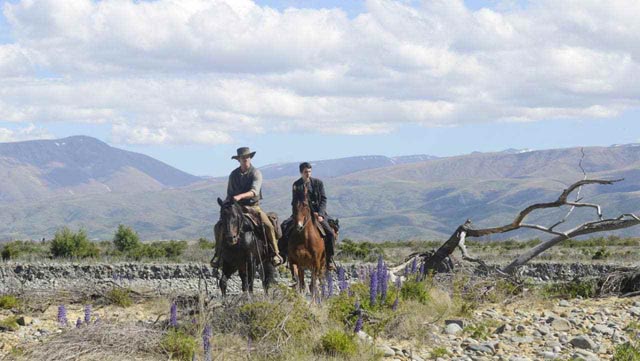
[413,177,638,276]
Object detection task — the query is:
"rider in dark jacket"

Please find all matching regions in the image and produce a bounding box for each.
[291,162,336,270]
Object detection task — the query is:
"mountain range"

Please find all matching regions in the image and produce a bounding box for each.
[1,136,639,241]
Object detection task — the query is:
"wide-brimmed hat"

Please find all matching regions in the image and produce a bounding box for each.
[231,147,256,160]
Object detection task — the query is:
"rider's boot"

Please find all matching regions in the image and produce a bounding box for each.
[326,255,336,271]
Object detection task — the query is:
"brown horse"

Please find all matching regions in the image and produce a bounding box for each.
[288,183,325,302]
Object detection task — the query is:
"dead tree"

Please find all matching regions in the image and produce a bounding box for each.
[396,178,640,276]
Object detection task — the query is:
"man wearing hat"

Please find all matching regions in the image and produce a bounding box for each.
[210,147,283,270]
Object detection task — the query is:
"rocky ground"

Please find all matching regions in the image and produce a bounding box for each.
[373,297,640,361]
[1,261,639,360]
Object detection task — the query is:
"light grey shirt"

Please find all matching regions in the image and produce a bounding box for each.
[226,165,263,206]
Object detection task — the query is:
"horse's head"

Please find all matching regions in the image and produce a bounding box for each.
[217,197,243,244]
[292,183,311,232]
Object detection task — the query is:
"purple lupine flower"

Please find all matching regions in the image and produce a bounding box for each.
[380,269,389,302]
[57,305,67,327]
[404,264,410,277]
[170,302,178,328]
[354,299,360,311]
[76,318,82,328]
[376,255,384,292]
[354,313,363,333]
[417,261,426,282]
[392,295,399,311]
[326,271,334,297]
[203,325,212,361]
[369,271,378,306]
[338,267,348,293]
[410,257,417,274]
[395,276,402,290]
[84,304,91,324]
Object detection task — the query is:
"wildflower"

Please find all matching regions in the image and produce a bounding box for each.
[392,295,399,311]
[417,261,426,282]
[203,325,212,361]
[404,264,410,277]
[76,318,82,328]
[57,305,67,327]
[354,313,363,333]
[337,267,348,293]
[380,269,389,302]
[395,276,402,290]
[84,304,91,324]
[170,302,178,328]
[369,271,378,306]
[354,299,360,311]
[326,271,334,297]
[410,257,417,274]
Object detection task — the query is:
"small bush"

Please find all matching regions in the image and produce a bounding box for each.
[113,225,140,253]
[400,280,431,304]
[0,295,20,309]
[161,329,196,361]
[105,288,133,307]
[197,237,214,250]
[1,243,20,260]
[430,346,449,358]
[541,278,599,299]
[239,297,311,341]
[162,240,188,259]
[50,227,99,258]
[0,316,20,331]
[614,342,640,361]
[1,240,49,260]
[318,329,357,357]
[592,246,611,260]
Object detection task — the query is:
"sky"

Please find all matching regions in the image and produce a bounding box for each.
[0,0,639,176]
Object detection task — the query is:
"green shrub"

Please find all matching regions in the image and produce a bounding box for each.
[338,239,382,260]
[197,237,214,250]
[0,295,20,310]
[0,316,20,331]
[317,329,357,357]
[105,287,133,307]
[400,280,431,304]
[541,278,599,299]
[162,240,188,259]
[1,240,49,260]
[614,342,640,361]
[113,225,140,253]
[161,329,196,361]
[239,295,312,341]
[592,246,611,260]
[50,227,100,258]
[430,346,449,358]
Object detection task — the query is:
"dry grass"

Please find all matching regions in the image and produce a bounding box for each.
[11,323,164,361]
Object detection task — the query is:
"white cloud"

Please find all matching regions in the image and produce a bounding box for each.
[0,0,639,144]
[0,123,53,142]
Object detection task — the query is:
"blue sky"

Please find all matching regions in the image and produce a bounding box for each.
[0,0,638,176]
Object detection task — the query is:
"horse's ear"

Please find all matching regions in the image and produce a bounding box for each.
[217,197,223,207]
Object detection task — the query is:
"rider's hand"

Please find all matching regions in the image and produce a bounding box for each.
[317,215,324,222]
[233,194,242,202]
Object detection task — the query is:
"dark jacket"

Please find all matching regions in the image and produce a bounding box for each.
[292,177,327,218]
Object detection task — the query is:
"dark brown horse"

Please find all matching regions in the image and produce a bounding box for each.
[287,184,326,302]
[215,198,276,296]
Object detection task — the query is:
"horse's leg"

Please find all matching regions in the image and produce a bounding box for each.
[297,266,306,294]
[219,262,236,298]
[310,269,318,303]
[247,257,255,294]
[238,262,249,293]
[262,261,275,294]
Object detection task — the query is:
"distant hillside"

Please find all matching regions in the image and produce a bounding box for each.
[0,136,201,203]
[259,154,438,179]
[0,143,639,241]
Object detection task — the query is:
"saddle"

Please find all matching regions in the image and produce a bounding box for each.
[242,207,282,239]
